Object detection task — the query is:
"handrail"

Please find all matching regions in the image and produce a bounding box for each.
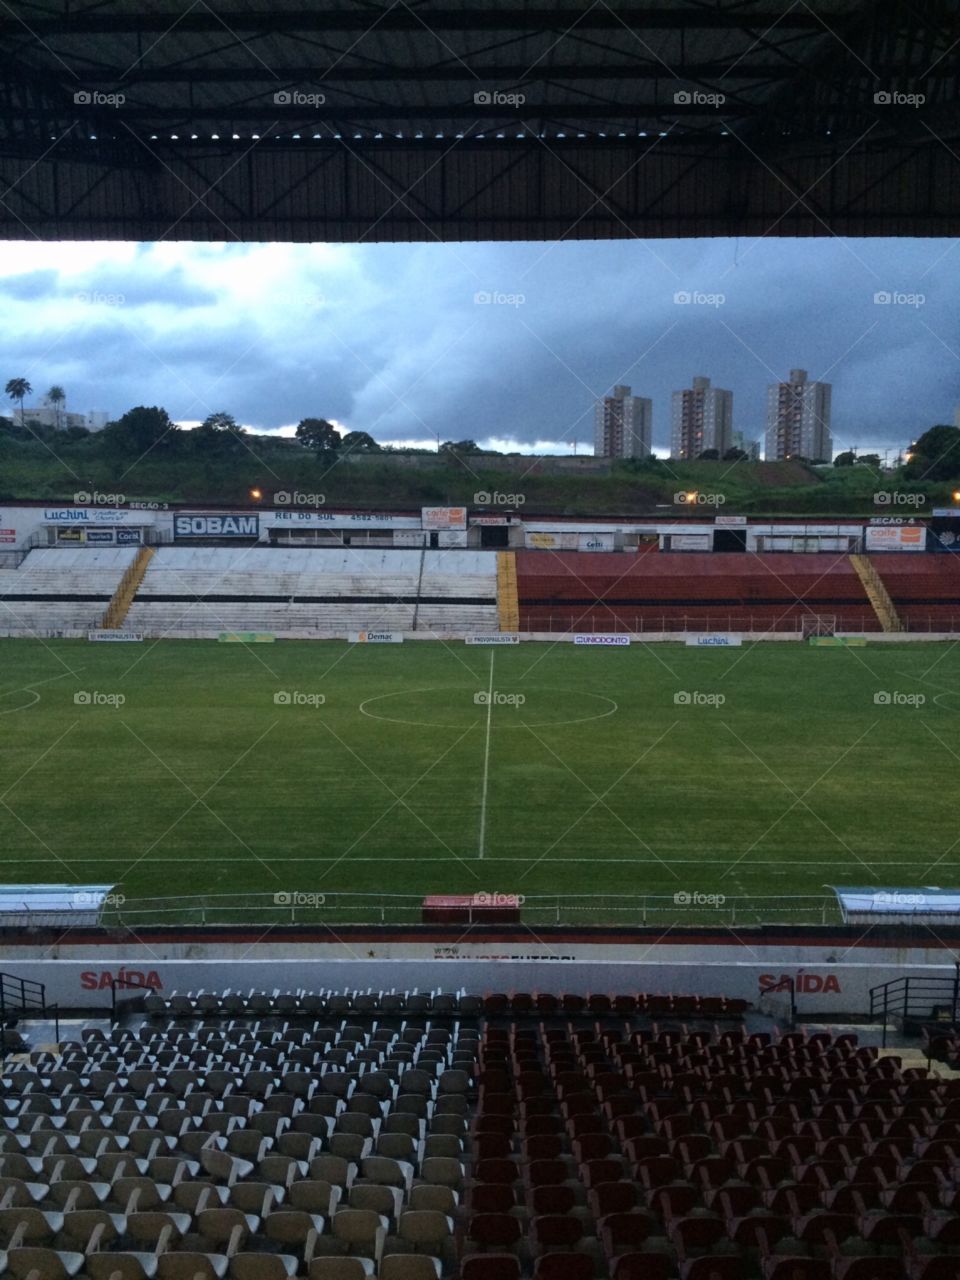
[869,965,960,1047]
[110,975,157,1019]
[0,971,48,1058]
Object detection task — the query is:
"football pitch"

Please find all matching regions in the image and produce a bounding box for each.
[1,636,958,926]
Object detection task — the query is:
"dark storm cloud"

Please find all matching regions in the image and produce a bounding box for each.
[0,238,955,452]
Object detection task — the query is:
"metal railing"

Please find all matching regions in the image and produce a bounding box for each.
[110,975,159,1019]
[870,967,960,1046]
[100,892,844,930]
[0,971,57,1056]
[521,615,960,634]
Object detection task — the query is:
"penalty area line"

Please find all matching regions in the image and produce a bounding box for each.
[478,650,495,860]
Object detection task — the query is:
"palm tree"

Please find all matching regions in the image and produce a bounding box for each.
[5,377,31,427]
[46,385,65,431]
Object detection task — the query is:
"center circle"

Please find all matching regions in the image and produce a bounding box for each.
[358,685,618,729]
[0,687,41,715]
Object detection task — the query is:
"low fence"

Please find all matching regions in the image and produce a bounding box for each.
[101,892,844,930]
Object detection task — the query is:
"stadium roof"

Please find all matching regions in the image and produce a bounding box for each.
[0,884,116,927]
[1,1,958,242]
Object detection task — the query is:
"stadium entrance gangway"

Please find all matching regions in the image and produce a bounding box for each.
[0,970,59,1057]
[870,964,960,1046]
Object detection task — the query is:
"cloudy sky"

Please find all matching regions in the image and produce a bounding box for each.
[0,235,955,457]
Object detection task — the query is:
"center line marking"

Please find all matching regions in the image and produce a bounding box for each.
[478,649,495,860]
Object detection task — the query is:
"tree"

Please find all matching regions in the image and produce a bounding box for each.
[295,418,341,452]
[833,450,856,467]
[857,453,882,468]
[5,378,31,427]
[698,448,720,460]
[102,405,178,455]
[904,425,960,481]
[722,447,748,462]
[340,430,380,453]
[192,411,246,454]
[439,439,482,455]
[46,385,65,431]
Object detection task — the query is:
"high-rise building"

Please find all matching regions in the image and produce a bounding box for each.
[765,368,832,461]
[0,405,109,432]
[731,430,761,461]
[670,375,733,459]
[593,384,652,458]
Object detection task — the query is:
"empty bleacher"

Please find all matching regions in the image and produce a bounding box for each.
[119,548,498,637]
[870,555,960,631]
[516,553,880,634]
[2,986,955,1280]
[0,547,140,635]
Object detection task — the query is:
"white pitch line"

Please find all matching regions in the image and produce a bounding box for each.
[478,650,495,859]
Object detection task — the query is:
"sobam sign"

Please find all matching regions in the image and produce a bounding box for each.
[174,513,259,538]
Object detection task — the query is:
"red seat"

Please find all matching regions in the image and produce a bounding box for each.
[527,1160,570,1188]
[527,1185,577,1216]
[588,1182,640,1217]
[573,1134,615,1163]
[599,1211,655,1256]
[466,1214,523,1252]
[907,1259,960,1280]
[831,1261,904,1280]
[523,1116,564,1137]
[524,1135,564,1161]
[612,1254,676,1280]
[534,1256,594,1280]
[473,1134,513,1161]
[681,1259,743,1280]
[581,1158,624,1189]
[475,1158,520,1185]
[461,1255,522,1280]
[635,1155,682,1187]
[531,1214,585,1254]
[466,1184,517,1214]
[474,1115,516,1137]
[761,1262,830,1280]
[483,994,510,1014]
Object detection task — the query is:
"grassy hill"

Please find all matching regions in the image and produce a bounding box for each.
[0,426,946,516]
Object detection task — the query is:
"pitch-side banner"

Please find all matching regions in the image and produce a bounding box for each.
[574,635,630,646]
[686,634,743,647]
[864,525,925,552]
[349,631,403,643]
[465,635,519,645]
[421,506,467,530]
[174,513,259,539]
[88,631,143,642]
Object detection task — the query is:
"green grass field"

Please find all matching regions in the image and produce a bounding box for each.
[1,637,958,925]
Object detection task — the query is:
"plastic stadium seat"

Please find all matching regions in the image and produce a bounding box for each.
[466,1185,516,1215]
[527,1185,578,1216]
[612,1256,675,1280]
[681,1260,744,1280]
[473,1159,520,1187]
[308,1260,375,1280]
[533,1255,595,1280]
[461,1256,522,1280]
[581,1159,625,1189]
[599,1211,657,1255]
[379,1258,441,1280]
[230,1254,299,1280]
[466,1214,523,1253]
[531,1214,587,1255]
[588,1183,640,1217]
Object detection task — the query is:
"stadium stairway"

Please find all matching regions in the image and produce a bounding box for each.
[99,546,156,630]
[848,555,902,633]
[497,553,519,633]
